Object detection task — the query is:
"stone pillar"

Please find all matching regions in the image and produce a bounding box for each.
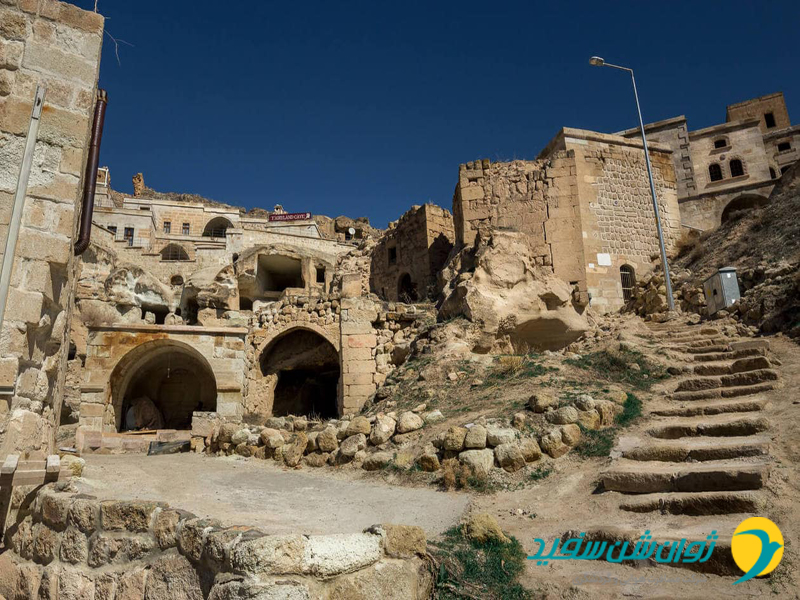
[338,298,378,415]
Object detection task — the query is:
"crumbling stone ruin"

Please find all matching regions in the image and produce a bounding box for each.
[2,1,800,597]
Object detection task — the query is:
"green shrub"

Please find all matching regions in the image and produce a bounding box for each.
[565,349,667,390]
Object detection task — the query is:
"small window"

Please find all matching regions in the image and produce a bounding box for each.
[709,163,723,182]
[316,266,326,283]
[139,206,150,211]
[108,225,117,235]
[620,265,635,302]
[163,221,171,233]
[777,141,792,152]
[388,246,397,265]
[170,275,184,286]
[123,227,134,246]
[713,138,728,149]
[729,159,744,177]
[765,112,776,128]
[770,167,777,179]
[182,223,190,235]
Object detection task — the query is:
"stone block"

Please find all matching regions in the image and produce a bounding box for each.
[346,334,377,348]
[230,532,307,575]
[21,41,97,86]
[4,287,43,324]
[0,9,27,40]
[302,533,382,577]
[144,555,203,600]
[100,500,160,533]
[346,360,376,374]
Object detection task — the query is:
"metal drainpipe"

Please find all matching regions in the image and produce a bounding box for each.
[73,89,108,256]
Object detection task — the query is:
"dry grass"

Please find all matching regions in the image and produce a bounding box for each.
[496,355,525,376]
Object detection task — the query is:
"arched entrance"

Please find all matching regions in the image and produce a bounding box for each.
[721,194,769,224]
[203,217,233,238]
[398,273,418,302]
[109,340,217,431]
[260,328,340,418]
[620,265,636,302]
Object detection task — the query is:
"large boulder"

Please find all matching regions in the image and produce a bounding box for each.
[439,230,588,351]
[464,425,487,449]
[317,427,339,452]
[442,427,468,452]
[396,412,424,434]
[369,415,396,446]
[458,449,494,478]
[339,434,367,458]
[347,416,372,437]
[494,443,526,473]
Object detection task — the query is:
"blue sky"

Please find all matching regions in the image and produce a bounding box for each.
[75,0,799,227]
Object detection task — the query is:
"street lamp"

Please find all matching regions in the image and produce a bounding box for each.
[589,56,675,312]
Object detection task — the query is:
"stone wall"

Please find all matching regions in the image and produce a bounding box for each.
[726,92,791,133]
[0,483,432,599]
[0,0,103,458]
[370,204,454,302]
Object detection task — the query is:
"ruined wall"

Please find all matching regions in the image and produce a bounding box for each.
[726,92,791,133]
[0,484,432,599]
[0,0,103,458]
[370,204,454,302]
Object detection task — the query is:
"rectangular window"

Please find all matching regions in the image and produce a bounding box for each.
[123,227,134,246]
[163,221,171,233]
[182,223,190,235]
[388,247,397,265]
[316,266,326,283]
[765,112,776,128]
[713,139,728,149]
[777,141,792,152]
[108,225,117,235]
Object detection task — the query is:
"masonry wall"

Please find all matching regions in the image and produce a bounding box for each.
[0,0,103,458]
[726,92,791,133]
[370,204,454,302]
[564,134,681,310]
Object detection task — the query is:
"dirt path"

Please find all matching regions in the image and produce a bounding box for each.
[77,453,470,536]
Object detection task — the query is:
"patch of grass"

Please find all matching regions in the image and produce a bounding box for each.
[616,393,643,427]
[432,526,532,600]
[529,466,552,481]
[565,349,668,390]
[481,355,559,388]
[575,426,616,457]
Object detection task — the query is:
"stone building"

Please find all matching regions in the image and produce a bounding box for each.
[452,128,681,313]
[0,0,103,458]
[370,204,455,302]
[617,92,798,231]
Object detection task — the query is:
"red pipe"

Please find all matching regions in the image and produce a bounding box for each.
[74,89,108,256]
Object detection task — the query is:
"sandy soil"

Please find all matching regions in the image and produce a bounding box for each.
[76,452,470,536]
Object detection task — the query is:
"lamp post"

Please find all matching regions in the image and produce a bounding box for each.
[589,56,675,311]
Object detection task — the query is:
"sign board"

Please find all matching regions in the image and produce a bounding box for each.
[269,212,311,222]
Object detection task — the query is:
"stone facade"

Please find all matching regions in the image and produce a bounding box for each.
[618,92,798,230]
[0,484,432,599]
[370,204,454,302]
[452,129,680,312]
[0,0,103,458]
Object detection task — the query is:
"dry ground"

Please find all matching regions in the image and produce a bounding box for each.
[76,452,470,536]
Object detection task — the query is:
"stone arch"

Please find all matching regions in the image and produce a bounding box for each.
[160,243,190,261]
[203,216,233,238]
[721,194,769,224]
[257,326,341,419]
[108,339,217,431]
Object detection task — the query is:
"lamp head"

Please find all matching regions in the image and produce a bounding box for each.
[589,56,605,67]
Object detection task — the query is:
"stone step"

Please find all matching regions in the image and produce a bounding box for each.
[618,434,770,462]
[646,414,770,440]
[730,339,770,352]
[619,490,766,516]
[574,524,738,576]
[682,344,732,354]
[664,329,722,343]
[673,369,779,393]
[649,397,767,417]
[669,382,776,402]
[692,347,766,362]
[692,356,771,376]
[601,458,770,494]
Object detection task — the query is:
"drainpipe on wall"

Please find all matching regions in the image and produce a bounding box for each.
[74,89,108,256]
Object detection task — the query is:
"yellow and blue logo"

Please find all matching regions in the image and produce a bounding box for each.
[731,517,784,585]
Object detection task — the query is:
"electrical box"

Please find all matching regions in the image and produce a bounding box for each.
[703,267,740,314]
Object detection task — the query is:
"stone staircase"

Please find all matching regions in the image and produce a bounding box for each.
[595,319,780,575]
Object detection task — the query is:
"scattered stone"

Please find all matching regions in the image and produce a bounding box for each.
[512,412,527,429]
[463,514,510,545]
[369,415,396,446]
[260,428,284,449]
[230,429,249,446]
[546,406,579,425]
[464,425,487,449]
[395,411,424,434]
[411,403,427,413]
[494,443,526,473]
[576,409,601,430]
[486,426,516,447]
[519,438,542,462]
[442,427,468,452]
[317,427,339,452]
[417,452,440,472]
[528,391,556,413]
[422,410,444,424]
[283,433,307,467]
[540,429,569,459]
[575,394,595,411]
[339,434,367,458]
[362,452,393,471]
[304,452,330,468]
[447,372,458,381]
[346,416,371,436]
[458,449,494,478]
[560,424,581,446]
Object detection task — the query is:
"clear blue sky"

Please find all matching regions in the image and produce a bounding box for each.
[76,0,799,228]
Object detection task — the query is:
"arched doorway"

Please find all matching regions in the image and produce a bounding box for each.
[260,328,340,418]
[397,273,418,302]
[620,265,636,302]
[203,217,233,238]
[110,340,217,431]
[721,194,769,224]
